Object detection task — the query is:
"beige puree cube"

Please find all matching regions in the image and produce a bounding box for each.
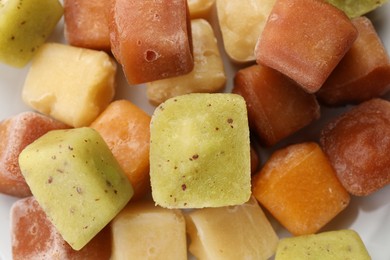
[111,201,187,260]
[216,0,276,63]
[22,43,117,127]
[186,197,279,260]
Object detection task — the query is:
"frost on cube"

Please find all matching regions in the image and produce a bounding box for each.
[11,196,112,259]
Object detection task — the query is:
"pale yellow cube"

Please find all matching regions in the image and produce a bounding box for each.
[22,43,117,127]
[216,0,276,62]
[186,197,279,260]
[147,19,226,106]
[111,201,187,260]
[188,0,215,18]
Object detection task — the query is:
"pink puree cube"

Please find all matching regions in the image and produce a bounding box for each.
[233,64,320,146]
[64,0,111,52]
[317,16,390,106]
[0,111,69,197]
[255,0,358,93]
[320,98,390,196]
[11,196,111,260]
[110,0,193,84]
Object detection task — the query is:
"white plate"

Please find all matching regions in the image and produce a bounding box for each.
[1,2,390,260]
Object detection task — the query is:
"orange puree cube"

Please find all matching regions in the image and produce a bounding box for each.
[11,196,111,260]
[90,100,151,200]
[64,0,111,51]
[233,64,320,146]
[252,142,350,236]
[255,0,358,93]
[110,0,194,84]
[0,111,69,197]
[317,16,390,106]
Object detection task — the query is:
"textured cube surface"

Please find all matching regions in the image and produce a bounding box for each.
[317,16,390,106]
[252,142,350,236]
[90,100,151,200]
[22,43,117,127]
[216,0,276,62]
[110,0,193,84]
[0,111,68,197]
[147,19,226,105]
[326,0,388,18]
[0,0,63,67]
[255,0,358,93]
[64,0,111,51]
[275,230,371,260]
[233,64,320,146]
[111,201,187,260]
[11,197,111,260]
[150,93,251,208]
[186,196,279,260]
[320,98,390,196]
[19,127,133,250]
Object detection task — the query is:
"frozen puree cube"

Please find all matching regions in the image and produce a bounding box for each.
[216,0,276,63]
[111,200,187,260]
[110,0,193,84]
[252,142,350,236]
[320,98,390,196]
[22,43,117,128]
[90,100,151,200]
[0,0,63,67]
[150,93,251,208]
[0,111,69,197]
[250,145,260,175]
[233,64,320,147]
[188,0,215,18]
[186,196,279,260]
[18,127,133,250]
[326,0,388,18]
[11,196,111,260]
[317,16,390,106]
[64,0,111,51]
[147,19,226,105]
[275,229,371,260]
[255,0,358,93]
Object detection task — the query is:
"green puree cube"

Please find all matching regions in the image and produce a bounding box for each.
[18,127,133,250]
[326,0,388,18]
[150,93,251,208]
[0,0,63,67]
[275,230,371,260]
